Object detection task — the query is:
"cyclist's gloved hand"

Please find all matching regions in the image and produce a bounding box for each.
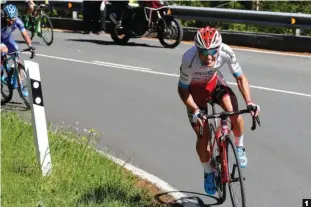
[28,45,36,59]
[247,101,260,117]
[191,108,205,126]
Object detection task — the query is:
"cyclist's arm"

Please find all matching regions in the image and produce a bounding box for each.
[225,46,252,104]
[177,63,199,113]
[21,30,32,46]
[17,18,32,47]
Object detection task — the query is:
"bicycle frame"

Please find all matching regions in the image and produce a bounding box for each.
[1,52,20,89]
[1,48,35,88]
[209,102,231,184]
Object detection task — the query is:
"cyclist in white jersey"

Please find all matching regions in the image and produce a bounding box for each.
[177,26,260,195]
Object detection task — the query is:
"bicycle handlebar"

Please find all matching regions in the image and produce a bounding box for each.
[6,47,36,59]
[198,105,261,136]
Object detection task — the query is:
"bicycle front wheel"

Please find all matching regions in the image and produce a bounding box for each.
[17,63,31,110]
[1,66,13,105]
[226,136,246,207]
[40,14,54,46]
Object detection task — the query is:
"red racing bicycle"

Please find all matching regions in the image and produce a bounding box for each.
[199,100,261,207]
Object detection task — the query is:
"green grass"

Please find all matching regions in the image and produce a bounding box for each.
[1,111,162,207]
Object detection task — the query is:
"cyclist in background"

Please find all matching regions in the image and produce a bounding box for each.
[25,0,35,14]
[1,4,35,97]
[177,26,260,195]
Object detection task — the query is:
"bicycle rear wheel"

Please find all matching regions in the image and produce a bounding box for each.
[40,14,54,46]
[226,136,246,207]
[209,123,226,204]
[16,63,31,110]
[1,65,13,105]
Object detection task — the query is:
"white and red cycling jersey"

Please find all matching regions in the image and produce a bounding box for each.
[178,43,243,108]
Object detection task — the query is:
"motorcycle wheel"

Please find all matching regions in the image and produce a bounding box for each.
[110,23,131,45]
[158,17,183,49]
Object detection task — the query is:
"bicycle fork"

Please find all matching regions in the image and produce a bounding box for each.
[218,119,245,184]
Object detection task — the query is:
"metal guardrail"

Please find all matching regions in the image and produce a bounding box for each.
[12,1,311,36]
[169,5,311,30]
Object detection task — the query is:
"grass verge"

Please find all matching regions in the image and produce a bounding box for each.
[1,111,174,207]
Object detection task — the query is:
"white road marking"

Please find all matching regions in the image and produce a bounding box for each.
[35,53,311,98]
[232,48,311,59]
[93,60,152,71]
[227,82,311,98]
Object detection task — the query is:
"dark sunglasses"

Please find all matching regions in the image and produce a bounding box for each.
[198,47,219,56]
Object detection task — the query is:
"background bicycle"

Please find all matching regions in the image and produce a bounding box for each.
[199,101,261,207]
[1,48,36,110]
[22,3,54,46]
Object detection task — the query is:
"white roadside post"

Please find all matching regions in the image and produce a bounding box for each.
[25,60,52,176]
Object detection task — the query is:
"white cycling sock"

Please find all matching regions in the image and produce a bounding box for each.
[202,162,212,174]
[235,135,244,147]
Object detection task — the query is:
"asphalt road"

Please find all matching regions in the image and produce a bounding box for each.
[7,31,311,207]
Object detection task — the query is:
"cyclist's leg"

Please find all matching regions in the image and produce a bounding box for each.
[4,37,18,80]
[4,36,19,54]
[1,43,8,82]
[186,107,216,195]
[1,43,8,66]
[5,37,27,95]
[187,107,212,163]
[212,72,247,168]
[1,43,8,53]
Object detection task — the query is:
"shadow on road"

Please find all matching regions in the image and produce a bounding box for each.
[155,190,225,207]
[15,40,41,46]
[1,101,29,112]
[76,185,224,207]
[66,38,163,48]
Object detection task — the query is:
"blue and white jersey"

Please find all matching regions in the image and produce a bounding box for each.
[1,17,26,40]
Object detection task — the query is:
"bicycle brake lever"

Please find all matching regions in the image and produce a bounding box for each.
[251,115,261,131]
[256,116,261,126]
[251,116,257,131]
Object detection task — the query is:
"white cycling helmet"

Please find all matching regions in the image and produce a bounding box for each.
[194,26,222,50]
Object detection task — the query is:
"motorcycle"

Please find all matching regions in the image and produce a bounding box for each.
[104,2,183,48]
